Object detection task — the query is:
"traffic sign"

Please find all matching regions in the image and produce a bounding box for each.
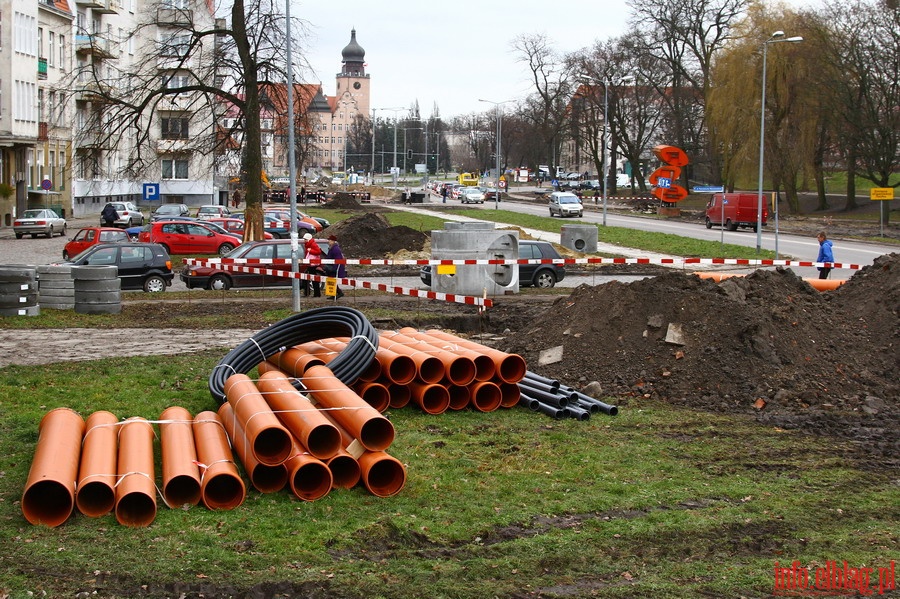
[143,183,160,201]
[657,177,672,189]
[649,165,681,186]
[870,187,894,201]
[499,179,507,189]
[653,185,688,202]
[693,186,724,193]
[652,145,689,167]
[40,178,52,191]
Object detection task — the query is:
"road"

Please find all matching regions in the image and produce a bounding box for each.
[407,188,896,280]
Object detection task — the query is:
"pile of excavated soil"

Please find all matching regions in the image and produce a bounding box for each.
[315,212,429,261]
[502,253,900,462]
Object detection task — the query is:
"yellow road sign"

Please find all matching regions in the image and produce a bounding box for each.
[870,188,894,201]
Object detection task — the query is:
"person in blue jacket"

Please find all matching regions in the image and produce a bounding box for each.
[325,234,346,298]
[816,231,834,279]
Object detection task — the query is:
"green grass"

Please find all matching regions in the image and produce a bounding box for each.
[1,353,896,598]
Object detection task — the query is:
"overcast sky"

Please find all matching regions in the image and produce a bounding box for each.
[292,0,631,119]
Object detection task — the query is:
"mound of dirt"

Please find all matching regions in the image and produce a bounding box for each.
[326,192,364,209]
[502,253,899,462]
[317,212,429,259]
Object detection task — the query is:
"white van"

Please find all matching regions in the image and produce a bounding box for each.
[548,191,583,218]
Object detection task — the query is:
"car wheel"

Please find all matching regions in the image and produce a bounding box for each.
[15,233,22,239]
[62,250,70,260]
[59,224,67,237]
[705,218,713,229]
[549,209,555,217]
[143,275,167,293]
[218,243,235,256]
[533,270,557,289]
[209,274,231,291]
[48,225,55,238]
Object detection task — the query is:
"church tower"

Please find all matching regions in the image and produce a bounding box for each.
[334,29,370,126]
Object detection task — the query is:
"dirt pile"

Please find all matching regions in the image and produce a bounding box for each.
[316,212,429,260]
[502,253,899,461]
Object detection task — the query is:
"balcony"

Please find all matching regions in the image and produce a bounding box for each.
[74,81,112,103]
[38,122,49,141]
[74,0,118,11]
[38,58,48,80]
[155,138,191,153]
[76,130,110,150]
[75,34,117,59]
[157,7,193,25]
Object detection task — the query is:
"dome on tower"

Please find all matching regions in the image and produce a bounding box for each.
[341,29,365,64]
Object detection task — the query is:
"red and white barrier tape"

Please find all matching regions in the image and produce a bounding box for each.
[186,256,862,270]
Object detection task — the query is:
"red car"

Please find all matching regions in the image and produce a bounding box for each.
[207,217,274,240]
[136,221,242,255]
[63,227,129,259]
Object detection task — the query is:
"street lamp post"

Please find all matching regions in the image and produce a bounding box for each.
[756,30,803,254]
[479,99,514,209]
[371,107,403,186]
[581,75,634,227]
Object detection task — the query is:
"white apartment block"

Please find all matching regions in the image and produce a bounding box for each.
[0,0,217,227]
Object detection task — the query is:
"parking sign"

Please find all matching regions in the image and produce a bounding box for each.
[143,183,160,201]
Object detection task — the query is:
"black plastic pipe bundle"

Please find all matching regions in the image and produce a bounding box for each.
[517,371,618,420]
[208,306,379,404]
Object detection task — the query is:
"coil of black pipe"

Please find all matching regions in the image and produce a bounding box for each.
[208,306,378,404]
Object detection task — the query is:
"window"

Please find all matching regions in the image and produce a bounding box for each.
[162,158,188,179]
[48,32,54,66]
[161,73,189,89]
[160,32,190,57]
[161,115,189,139]
[14,12,37,56]
[59,35,65,71]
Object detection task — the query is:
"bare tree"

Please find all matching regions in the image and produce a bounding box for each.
[71,0,299,240]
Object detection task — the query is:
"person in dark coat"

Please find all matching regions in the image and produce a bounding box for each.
[101,204,119,227]
[325,234,346,298]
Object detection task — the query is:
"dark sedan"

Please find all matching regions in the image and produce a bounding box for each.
[65,243,174,292]
[420,240,566,289]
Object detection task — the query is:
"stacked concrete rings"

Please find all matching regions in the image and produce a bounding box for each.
[0,265,40,316]
[72,265,121,315]
[37,264,76,310]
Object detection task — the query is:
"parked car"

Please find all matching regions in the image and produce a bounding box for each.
[261,214,316,237]
[705,192,767,231]
[181,239,324,290]
[420,240,566,289]
[100,202,145,228]
[207,217,274,240]
[152,203,190,220]
[459,187,485,204]
[266,209,322,232]
[137,220,242,255]
[196,205,232,220]
[13,209,67,239]
[580,179,601,190]
[63,227,129,259]
[65,242,174,292]
[548,191,584,217]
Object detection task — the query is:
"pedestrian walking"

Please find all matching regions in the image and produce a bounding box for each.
[441,185,448,204]
[816,232,835,279]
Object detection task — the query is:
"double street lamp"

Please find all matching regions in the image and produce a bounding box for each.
[478,98,515,209]
[756,31,803,254]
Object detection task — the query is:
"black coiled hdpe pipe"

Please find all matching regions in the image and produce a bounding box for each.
[208,306,378,404]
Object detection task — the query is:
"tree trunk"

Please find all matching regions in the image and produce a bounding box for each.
[844,143,858,211]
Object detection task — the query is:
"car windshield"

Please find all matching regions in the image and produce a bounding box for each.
[157,205,181,213]
[558,195,580,204]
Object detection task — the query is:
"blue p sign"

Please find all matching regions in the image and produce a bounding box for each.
[143,183,160,201]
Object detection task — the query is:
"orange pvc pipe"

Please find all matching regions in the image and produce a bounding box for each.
[376,332,445,384]
[382,330,476,386]
[223,373,293,466]
[115,417,156,528]
[413,329,527,384]
[266,349,325,376]
[446,384,470,410]
[22,407,85,527]
[75,410,117,518]
[470,381,502,412]
[358,451,407,498]
[325,449,362,489]
[388,383,412,409]
[301,364,395,451]
[499,382,521,408]
[408,380,451,415]
[296,341,338,363]
[692,271,846,292]
[318,338,383,382]
[193,411,246,510]
[159,406,201,508]
[255,370,342,460]
[317,411,363,489]
[284,443,333,501]
[217,403,287,494]
[353,381,391,413]
[399,327,496,381]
